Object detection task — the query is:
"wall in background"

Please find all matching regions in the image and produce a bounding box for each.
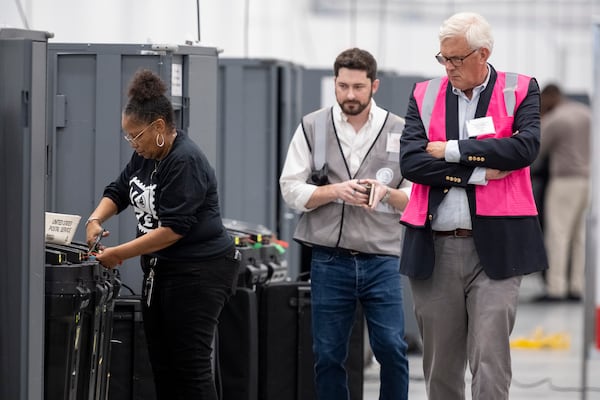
[1,0,596,94]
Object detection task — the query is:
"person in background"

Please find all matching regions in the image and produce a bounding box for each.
[85,69,239,400]
[399,12,547,400]
[279,47,411,399]
[533,83,591,302]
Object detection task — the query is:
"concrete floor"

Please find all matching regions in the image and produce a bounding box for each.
[362,273,600,400]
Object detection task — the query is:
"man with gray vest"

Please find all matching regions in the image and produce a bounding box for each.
[279,47,411,400]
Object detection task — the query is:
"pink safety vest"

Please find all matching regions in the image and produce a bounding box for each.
[401,72,538,226]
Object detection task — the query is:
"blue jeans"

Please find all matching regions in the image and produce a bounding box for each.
[311,246,409,400]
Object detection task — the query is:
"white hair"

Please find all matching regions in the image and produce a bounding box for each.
[439,12,494,53]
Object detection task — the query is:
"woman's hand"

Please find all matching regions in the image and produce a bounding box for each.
[95,247,123,269]
[86,223,109,252]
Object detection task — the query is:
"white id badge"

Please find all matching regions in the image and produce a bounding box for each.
[466,116,496,137]
[386,132,402,153]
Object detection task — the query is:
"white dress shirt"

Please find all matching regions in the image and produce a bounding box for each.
[431,67,491,231]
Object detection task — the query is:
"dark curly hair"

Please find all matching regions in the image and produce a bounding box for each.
[124,69,175,129]
[333,48,377,81]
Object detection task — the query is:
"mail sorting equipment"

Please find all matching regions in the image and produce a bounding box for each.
[46,42,220,294]
[217,58,304,278]
[0,28,50,400]
[44,242,121,400]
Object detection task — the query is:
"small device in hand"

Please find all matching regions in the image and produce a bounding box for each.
[89,229,106,254]
[363,183,376,207]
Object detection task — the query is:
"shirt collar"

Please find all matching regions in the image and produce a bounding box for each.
[452,65,491,98]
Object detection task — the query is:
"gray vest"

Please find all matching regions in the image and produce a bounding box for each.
[294,107,406,256]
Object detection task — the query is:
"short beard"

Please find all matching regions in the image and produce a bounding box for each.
[339,93,372,116]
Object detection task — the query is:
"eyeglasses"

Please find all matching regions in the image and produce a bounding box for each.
[435,48,479,67]
[123,120,157,143]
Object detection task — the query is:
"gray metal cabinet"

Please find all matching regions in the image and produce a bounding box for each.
[46,43,219,293]
[0,28,50,400]
[217,58,304,278]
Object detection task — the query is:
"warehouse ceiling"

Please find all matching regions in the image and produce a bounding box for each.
[313,0,598,30]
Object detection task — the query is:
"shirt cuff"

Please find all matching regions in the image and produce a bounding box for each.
[469,167,488,185]
[296,185,318,212]
[444,140,460,163]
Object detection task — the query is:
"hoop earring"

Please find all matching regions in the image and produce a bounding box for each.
[156,134,165,147]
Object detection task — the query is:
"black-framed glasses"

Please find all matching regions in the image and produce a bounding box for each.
[123,120,158,143]
[435,48,479,67]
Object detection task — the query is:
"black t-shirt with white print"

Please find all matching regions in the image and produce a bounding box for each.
[103,130,233,261]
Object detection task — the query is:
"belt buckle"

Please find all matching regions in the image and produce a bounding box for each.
[349,250,360,256]
[453,229,470,238]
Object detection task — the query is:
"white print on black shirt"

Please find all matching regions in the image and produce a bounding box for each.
[129,176,159,234]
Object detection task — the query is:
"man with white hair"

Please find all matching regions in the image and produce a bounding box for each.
[399,12,548,400]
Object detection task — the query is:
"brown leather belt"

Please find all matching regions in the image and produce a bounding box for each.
[433,228,473,238]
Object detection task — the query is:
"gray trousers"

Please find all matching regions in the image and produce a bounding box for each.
[409,236,522,400]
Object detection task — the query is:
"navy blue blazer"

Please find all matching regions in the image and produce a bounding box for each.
[399,66,548,280]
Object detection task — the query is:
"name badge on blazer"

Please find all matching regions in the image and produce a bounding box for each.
[466,116,496,137]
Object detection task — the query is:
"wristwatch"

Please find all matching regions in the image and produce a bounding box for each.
[380,188,391,204]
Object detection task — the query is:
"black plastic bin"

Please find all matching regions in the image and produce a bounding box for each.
[76,260,117,400]
[108,296,156,400]
[95,267,121,400]
[45,239,121,400]
[257,281,364,400]
[44,261,94,400]
[217,287,259,400]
